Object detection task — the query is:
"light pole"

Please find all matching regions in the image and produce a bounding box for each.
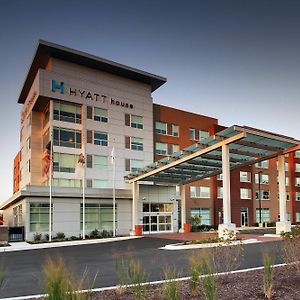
[258,171,262,225]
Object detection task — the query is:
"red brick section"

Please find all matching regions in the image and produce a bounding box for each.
[13,151,21,194]
[289,152,296,223]
[294,154,300,223]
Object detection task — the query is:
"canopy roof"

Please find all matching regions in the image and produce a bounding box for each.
[125,125,300,185]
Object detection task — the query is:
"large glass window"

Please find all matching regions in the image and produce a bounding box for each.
[94,155,108,169]
[191,208,211,225]
[131,137,143,151]
[30,203,53,232]
[93,179,108,188]
[53,101,81,124]
[80,204,117,231]
[190,186,210,198]
[53,127,81,148]
[131,115,143,129]
[53,153,77,173]
[94,131,108,146]
[240,188,252,199]
[256,208,270,223]
[155,142,167,155]
[94,107,108,123]
[155,122,167,135]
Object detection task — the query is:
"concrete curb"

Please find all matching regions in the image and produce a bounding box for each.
[0,236,142,253]
[159,238,260,250]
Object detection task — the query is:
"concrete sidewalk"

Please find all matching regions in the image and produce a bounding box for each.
[0,236,141,252]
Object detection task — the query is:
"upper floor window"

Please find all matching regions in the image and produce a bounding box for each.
[130,159,143,172]
[94,107,108,123]
[296,163,300,172]
[53,153,77,173]
[53,101,81,124]
[172,125,179,137]
[217,187,223,198]
[190,186,210,198]
[130,115,143,129]
[94,131,108,146]
[240,171,251,182]
[172,144,180,154]
[53,127,81,148]
[189,128,196,140]
[94,155,108,169]
[155,142,167,155]
[295,177,300,187]
[296,192,300,201]
[240,188,252,199]
[295,150,300,158]
[255,160,269,169]
[155,122,167,135]
[93,179,108,188]
[199,130,209,141]
[217,173,223,180]
[255,173,269,184]
[256,190,270,200]
[131,137,143,151]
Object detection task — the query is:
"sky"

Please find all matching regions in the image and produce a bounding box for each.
[0,0,300,204]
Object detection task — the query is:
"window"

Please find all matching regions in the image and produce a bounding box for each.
[190,186,210,198]
[199,130,209,140]
[296,163,300,172]
[155,142,167,155]
[53,127,81,148]
[52,178,81,187]
[172,125,179,137]
[53,153,77,173]
[130,115,143,129]
[217,187,223,198]
[295,151,300,158]
[296,192,300,201]
[175,186,180,198]
[240,188,252,199]
[191,208,211,225]
[30,203,52,232]
[94,107,108,123]
[217,174,223,180]
[240,171,251,182]
[53,101,81,124]
[296,177,300,187]
[155,122,167,135]
[285,162,289,172]
[94,131,108,146]
[13,204,22,226]
[131,137,143,151]
[256,190,270,200]
[80,203,117,231]
[296,212,300,222]
[93,179,108,188]
[286,177,289,186]
[172,144,180,154]
[130,159,143,172]
[255,173,269,184]
[255,160,269,169]
[189,128,196,140]
[256,208,270,223]
[94,155,108,169]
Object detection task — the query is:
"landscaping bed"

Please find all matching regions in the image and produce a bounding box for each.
[89,266,300,300]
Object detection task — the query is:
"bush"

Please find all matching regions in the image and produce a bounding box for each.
[89,229,100,239]
[191,225,217,232]
[33,232,42,241]
[262,252,273,299]
[54,232,65,240]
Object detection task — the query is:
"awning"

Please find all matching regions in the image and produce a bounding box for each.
[125,125,300,185]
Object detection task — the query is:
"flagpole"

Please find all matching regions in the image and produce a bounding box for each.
[82,115,86,240]
[112,144,116,237]
[49,100,53,242]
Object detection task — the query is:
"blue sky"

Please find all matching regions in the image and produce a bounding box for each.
[0,0,300,203]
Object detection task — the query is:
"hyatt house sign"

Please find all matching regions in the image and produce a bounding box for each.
[51,80,134,109]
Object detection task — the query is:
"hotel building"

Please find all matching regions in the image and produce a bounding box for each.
[1,40,300,240]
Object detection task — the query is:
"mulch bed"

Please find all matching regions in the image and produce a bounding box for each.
[90,266,300,300]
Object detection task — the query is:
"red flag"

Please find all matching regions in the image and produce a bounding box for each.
[43,141,52,179]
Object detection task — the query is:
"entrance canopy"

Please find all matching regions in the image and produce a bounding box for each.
[125,125,300,185]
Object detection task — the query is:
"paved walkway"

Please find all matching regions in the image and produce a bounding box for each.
[0,236,141,252]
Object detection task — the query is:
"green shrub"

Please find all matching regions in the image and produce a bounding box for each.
[89,229,100,239]
[33,232,42,241]
[262,252,273,299]
[54,232,65,240]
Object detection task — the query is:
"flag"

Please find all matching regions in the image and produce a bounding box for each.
[42,141,52,179]
[75,153,85,179]
[110,146,115,165]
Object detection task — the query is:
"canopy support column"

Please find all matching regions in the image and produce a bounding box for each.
[132,182,142,236]
[179,185,190,233]
[276,155,291,234]
[218,144,236,239]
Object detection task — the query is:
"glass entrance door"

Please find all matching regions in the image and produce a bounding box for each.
[240,208,248,227]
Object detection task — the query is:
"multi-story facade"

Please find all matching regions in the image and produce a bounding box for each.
[1,40,300,240]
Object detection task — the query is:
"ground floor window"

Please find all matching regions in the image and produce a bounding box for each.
[256,208,270,223]
[80,204,117,232]
[30,203,53,232]
[13,204,23,226]
[191,208,211,225]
